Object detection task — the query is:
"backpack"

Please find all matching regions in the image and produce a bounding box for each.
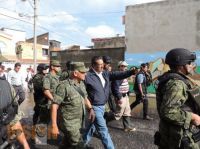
[156,71,200,114]
[0,78,18,146]
[0,78,18,126]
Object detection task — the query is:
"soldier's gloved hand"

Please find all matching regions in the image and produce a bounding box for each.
[191,113,200,126]
[51,125,59,139]
[88,108,95,123]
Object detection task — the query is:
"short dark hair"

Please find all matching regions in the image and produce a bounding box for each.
[141,63,148,68]
[66,61,73,70]
[102,56,112,64]
[14,62,21,68]
[91,56,103,66]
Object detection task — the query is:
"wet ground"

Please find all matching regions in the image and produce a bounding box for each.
[19,91,159,149]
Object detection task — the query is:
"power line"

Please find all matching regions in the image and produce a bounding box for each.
[27,0,34,9]
[39,10,125,17]
[0,12,85,43]
[0,7,17,13]
[0,12,32,24]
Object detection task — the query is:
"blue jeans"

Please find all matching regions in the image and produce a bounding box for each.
[83,105,115,149]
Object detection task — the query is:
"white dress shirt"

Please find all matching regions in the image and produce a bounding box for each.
[7,70,24,86]
[93,69,105,88]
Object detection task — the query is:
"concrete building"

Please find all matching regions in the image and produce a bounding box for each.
[50,47,125,70]
[92,36,125,49]
[0,31,17,61]
[49,40,61,51]
[51,36,126,70]
[16,41,49,64]
[125,0,200,53]
[26,32,49,46]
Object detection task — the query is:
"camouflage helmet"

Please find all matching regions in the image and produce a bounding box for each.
[165,48,196,66]
[37,63,49,73]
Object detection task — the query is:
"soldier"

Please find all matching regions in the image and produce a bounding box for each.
[0,66,30,149]
[51,62,95,148]
[155,48,200,149]
[60,60,73,81]
[32,64,49,125]
[43,60,61,102]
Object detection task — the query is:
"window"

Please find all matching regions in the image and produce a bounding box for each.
[51,52,57,57]
[42,48,48,56]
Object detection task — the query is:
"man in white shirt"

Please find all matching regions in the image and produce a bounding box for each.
[7,62,25,105]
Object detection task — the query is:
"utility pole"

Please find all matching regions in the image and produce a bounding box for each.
[33,0,38,73]
[21,0,38,73]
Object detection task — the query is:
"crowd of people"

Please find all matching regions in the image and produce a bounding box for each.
[1,48,200,149]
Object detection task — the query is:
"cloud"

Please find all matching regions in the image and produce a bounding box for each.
[85,25,117,38]
[0,8,32,29]
[85,0,121,8]
[0,0,124,46]
[38,11,78,26]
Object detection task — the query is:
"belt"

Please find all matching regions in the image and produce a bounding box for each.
[92,104,105,106]
[12,85,22,87]
[122,93,127,97]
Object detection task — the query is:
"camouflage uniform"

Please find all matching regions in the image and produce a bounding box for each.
[43,73,60,98]
[9,85,23,125]
[32,73,49,124]
[53,79,87,148]
[60,70,70,81]
[156,76,199,149]
[0,80,23,147]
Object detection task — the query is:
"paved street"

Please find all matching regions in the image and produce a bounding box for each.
[19,92,158,149]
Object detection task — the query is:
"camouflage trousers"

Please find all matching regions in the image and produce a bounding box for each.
[58,119,84,149]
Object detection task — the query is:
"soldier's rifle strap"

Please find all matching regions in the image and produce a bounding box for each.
[73,85,85,99]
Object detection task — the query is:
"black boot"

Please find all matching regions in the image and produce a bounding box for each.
[122,116,136,132]
[143,98,153,120]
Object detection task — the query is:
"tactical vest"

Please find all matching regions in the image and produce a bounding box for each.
[156,71,200,115]
[32,73,48,106]
[145,71,153,87]
[0,78,18,145]
[134,71,147,94]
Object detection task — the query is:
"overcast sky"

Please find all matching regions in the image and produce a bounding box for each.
[0,0,163,47]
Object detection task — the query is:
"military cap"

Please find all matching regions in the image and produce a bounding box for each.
[50,60,61,67]
[71,62,88,73]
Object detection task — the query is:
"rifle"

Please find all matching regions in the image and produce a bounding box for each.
[0,133,16,149]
